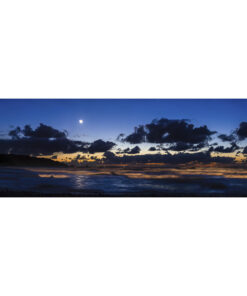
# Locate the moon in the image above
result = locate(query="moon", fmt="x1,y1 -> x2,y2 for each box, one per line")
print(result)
79,119 -> 83,124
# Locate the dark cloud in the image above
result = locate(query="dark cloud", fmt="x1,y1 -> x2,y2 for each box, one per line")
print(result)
116,133 -> 125,141
2,120 -> 245,165
103,151 -> 234,165
218,134 -> 236,142
90,156 -> 98,160
145,118 -> 215,144
115,148 -> 122,155
116,146 -> 141,155
190,142 -> 208,151
119,126 -> 146,144
123,146 -> 141,154
0,137 -> 89,156
0,137 -> 114,156
8,127 -> 22,139
130,146 -> 141,154
120,119 -> 216,151
77,155 -> 87,160
210,142 -> 239,153
87,139 -> 115,154
169,142 -> 194,151
2,124 -> 115,156
103,151 -> 116,161
168,142 -> 207,152
122,148 -> 130,153
9,124 -> 67,139
236,122 -> 247,140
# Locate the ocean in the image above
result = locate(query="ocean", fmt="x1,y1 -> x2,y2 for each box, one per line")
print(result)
0,166 -> 247,197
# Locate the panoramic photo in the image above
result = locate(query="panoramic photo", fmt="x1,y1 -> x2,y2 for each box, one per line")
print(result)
0,99 -> 247,197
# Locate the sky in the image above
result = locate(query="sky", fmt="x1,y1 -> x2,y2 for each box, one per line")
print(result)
0,99 -> 247,164
0,99 -> 246,142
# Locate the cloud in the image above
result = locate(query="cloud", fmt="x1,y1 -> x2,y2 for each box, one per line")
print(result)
168,142 -> 193,151
116,133 -> 125,141
120,118 -> 216,151
236,122 -> 247,140
115,146 -> 141,155
2,124 -> 115,156
87,139 -> 115,154
219,122 -> 247,143
209,142 -> 239,153
119,126 -> 146,144
9,124 -> 67,139
123,146 -> 141,154
2,120 -> 245,165
0,137 -> 89,155
218,134 -> 236,142
8,127 -> 22,139
168,142 -> 207,152
103,151 -> 235,165
103,151 -> 116,161
146,118 -> 215,144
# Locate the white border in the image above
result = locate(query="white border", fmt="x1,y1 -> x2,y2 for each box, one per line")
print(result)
1,0 -> 247,295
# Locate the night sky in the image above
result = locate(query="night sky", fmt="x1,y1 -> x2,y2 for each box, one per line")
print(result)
0,99 -> 246,162
0,99 -> 246,139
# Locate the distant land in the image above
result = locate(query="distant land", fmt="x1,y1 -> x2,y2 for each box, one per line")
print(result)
0,154 -> 65,167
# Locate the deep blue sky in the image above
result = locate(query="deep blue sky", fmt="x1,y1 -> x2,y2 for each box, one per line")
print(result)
0,99 -> 246,144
